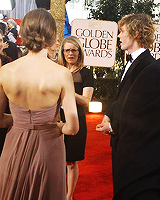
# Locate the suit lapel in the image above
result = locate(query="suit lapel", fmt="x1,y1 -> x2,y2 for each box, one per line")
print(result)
117,49 -> 150,98
118,60 -> 139,95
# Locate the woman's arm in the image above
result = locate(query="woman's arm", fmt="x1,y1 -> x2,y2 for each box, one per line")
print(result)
75,87 -> 94,107
0,83 -> 12,128
60,70 -> 79,135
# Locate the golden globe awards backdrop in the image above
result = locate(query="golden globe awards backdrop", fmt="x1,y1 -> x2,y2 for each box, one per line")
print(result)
71,19 -> 118,67
151,24 -> 160,60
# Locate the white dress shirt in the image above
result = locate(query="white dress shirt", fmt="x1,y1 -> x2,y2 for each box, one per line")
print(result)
121,48 -> 146,82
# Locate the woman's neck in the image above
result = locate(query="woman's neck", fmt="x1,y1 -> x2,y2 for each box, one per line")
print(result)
27,49 -> 48,58
66,63 -> 77,73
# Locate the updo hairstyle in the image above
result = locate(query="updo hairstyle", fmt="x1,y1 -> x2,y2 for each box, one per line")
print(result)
20,8 -> 57,52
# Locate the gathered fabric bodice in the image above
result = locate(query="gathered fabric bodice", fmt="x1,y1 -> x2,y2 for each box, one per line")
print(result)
10,101 -> 59,125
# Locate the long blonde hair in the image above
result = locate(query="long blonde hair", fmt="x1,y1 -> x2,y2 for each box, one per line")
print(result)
58,36 -> 84,73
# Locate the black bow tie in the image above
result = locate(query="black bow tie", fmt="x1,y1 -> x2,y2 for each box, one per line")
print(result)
126,54 -> 133,62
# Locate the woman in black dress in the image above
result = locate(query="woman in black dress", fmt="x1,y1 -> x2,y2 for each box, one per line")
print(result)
58,36 -> 94,200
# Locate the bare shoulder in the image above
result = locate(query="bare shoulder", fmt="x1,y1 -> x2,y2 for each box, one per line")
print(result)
52,62 -> 72,79
0,61 -> 13,80
53,62 -> 70,72
0,56 -> 23,71
0,57 -> 27,88
0,58 -> 20,77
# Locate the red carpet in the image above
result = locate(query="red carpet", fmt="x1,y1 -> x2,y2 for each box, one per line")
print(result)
74,113 -> 113,200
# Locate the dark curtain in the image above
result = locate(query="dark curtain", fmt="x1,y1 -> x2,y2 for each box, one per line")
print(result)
35,0 -> 50,10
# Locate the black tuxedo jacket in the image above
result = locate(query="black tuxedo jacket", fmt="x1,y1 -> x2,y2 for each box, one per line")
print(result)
107,49 -> 155,133
106,49 -> 159,199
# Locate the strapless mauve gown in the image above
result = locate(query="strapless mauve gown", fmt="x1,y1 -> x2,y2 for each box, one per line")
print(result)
0,101 -> 66,200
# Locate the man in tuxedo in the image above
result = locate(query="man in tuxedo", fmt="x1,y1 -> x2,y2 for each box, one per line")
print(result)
96,13 -> 160,199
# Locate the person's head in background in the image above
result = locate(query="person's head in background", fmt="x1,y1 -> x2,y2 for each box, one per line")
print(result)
0,29 -> 4,55
20,8 -> 57,53
7,19 -> 17,29
118,13 -> 155,54
0,28 -> 9,56
0,29 -> 12,67
58,36 -> 84,73
47,34 -> 60,62
0,20 -> 8,36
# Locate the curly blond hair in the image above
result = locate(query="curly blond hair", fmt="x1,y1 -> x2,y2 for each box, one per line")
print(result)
118,13 -> 155,49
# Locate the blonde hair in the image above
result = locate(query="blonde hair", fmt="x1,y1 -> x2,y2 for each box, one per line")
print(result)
118,13 -> 155,49
58,36 -> 84,73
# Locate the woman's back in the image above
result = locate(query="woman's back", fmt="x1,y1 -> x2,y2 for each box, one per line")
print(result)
0,50 -> 70,110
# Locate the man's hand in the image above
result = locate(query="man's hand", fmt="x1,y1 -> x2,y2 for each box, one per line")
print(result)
96,115 -> 114,135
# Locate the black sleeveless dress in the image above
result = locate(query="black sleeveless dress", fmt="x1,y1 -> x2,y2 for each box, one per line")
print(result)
62,67 -> 94,162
